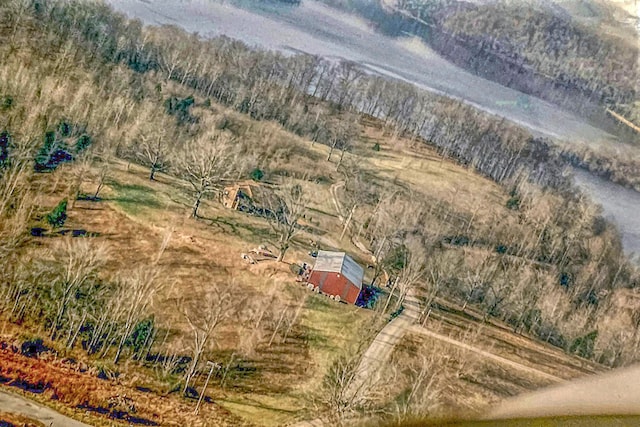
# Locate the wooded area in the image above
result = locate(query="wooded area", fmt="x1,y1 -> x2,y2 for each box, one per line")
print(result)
318,0 -> 638,127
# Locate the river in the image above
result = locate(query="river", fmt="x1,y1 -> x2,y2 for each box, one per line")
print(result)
106,0 -> 640,257
574,169 -> 640,259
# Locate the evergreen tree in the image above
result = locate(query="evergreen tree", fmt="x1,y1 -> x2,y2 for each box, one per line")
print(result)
46,199 -> 68,229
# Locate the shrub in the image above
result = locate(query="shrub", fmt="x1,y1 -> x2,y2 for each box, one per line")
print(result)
372,142 -> 381,152
559,272 -> 573,289
46,199 -> 68,229
164,96 -> 197,125
20,338 -> 50,358
390,305 -> 404,320
215,115 -> 232,130
0,95 -> 13,110
592,216 -> 607,236
58,120 -> 73,137
506,196 -> 520,210
290,263 -> 301,275
355,285 -> 381,309
34,131 -> 72,172
521,308 -> 542,333
125,318 -> 154,357
495,244 -> 508,254
313,175 -> 331,184
250,168 -> 264,181
538,323 -> 566,348
443,235 -> 470,246
75,134 -> 92,153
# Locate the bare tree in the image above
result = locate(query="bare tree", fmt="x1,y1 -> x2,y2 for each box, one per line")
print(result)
382,235 -> 428,315
419,251 -> 463,324
366,193 -> 418,287
48,238 -> 108,340
326,116 -> 357,165
337,163 -> 379,242
178,283 -> 240,394
175,131 -> 240,218
392,353 -> 443,422
92,162 -> 109,201
113,266 -> 165,364
0,160 -> 32,260
136,129 -> 171,181
266,182 -> 309,262
67,156 -> 91,208
319,350 -> 376,425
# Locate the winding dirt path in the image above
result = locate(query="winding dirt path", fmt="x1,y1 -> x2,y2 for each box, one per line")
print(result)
350,292 -> 421,391
0,389 -> 91,427
294,180 -> 569,426
329,182 -> 346,223
409,325 -> 562,383
291,184 -> 421,426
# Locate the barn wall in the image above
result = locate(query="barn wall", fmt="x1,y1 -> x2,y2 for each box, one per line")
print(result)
308,271 -> 327,288
318,273 -> 348,299
345,284 -> 361,305
308,271 -> 361,304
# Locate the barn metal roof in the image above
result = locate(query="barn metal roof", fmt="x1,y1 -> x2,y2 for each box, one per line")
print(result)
313,250 -> 364,289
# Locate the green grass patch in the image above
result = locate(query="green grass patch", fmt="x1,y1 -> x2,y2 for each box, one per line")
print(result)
108,181 -> 162,215
217,394 -> 302,427
301,295 -> 372,368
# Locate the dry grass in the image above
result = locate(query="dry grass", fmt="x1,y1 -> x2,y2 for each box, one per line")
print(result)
1,14 -> 633,426
5,110 -> 540,425
0,338 -> 244,427
0,411 -> 45,427
13,157 -> 373,425
385,332 -> 551,420
7,108 -> 613,426
354,121 -> 509,220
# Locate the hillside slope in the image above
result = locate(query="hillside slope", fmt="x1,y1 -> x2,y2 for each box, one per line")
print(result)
1,1 -> 639,426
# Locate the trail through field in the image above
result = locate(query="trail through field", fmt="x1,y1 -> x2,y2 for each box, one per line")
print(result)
0,389 -> 92,427
409,325 -> 562,383
290,293 -> 421,427
329,182 -> 345,223
329,179 -> 421,388
330,177 -> 421,384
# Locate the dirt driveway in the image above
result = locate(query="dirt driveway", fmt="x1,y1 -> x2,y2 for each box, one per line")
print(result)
0,389 -> 91,427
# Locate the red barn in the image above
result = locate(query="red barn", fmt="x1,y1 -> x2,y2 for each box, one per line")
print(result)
307,250 -> 364,304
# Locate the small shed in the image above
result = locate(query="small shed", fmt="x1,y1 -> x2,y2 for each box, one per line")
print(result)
307,250 -> 364,304
222,182 -> 256,210
222,182 -> 277,216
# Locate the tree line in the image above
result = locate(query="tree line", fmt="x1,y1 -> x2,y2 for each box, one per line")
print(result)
0,0 -> 577,191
